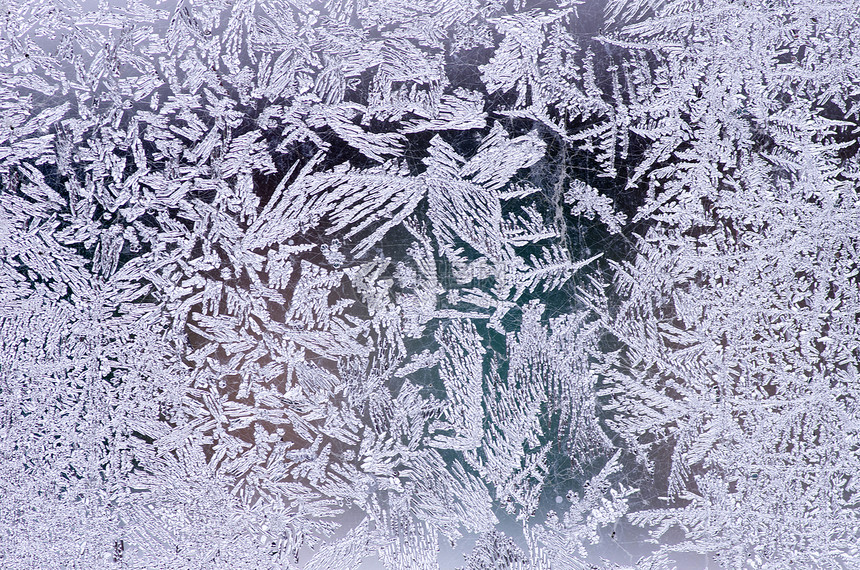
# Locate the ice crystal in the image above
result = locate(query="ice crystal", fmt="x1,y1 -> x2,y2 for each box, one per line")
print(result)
2,0 -> 859,568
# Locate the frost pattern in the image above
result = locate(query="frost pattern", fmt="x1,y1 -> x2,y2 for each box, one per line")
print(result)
1,0 -> 859,569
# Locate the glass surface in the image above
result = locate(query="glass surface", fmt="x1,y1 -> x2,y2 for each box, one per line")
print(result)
2,1 -> 859,568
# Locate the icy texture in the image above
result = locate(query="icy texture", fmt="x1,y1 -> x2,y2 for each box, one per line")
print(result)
1,0 -> 859,569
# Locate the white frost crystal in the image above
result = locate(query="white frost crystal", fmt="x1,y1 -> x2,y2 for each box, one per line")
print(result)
2,0 -> 859,568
